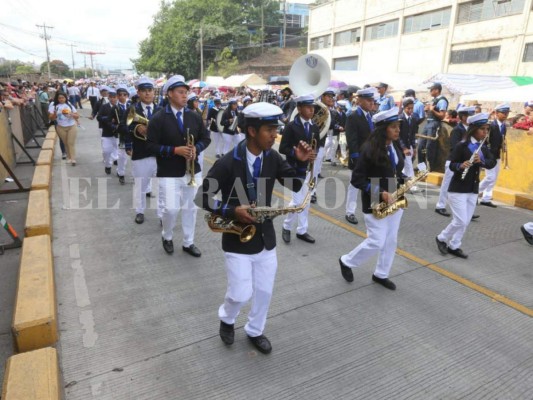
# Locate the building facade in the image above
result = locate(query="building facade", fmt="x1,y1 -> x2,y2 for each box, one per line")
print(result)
308,0 -> 533,76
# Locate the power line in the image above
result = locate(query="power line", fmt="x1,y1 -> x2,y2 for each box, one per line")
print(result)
36,22 -> 54,79
0,34 -> 45,59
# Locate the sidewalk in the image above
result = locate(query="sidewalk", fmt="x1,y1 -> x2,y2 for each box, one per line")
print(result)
53,110 -> 533,399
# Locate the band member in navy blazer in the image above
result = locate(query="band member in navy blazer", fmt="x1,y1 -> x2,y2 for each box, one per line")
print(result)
195,102 -> 312,354
97,87 -> 118,176
146,75 -> 211,257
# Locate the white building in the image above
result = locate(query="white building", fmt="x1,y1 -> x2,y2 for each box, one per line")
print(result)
308,0 -> 533,77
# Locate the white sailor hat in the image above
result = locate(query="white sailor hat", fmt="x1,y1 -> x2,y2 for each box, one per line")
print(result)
228,97 -> 238,104
525,100 -> 533,107
457,105 -> 476,115
495,103 -> 510,113
372,107 -> 400,125
163,75 -> 189,94
337,99 -> 350,109
243,95 -> 252,103
107,87 -> 117,95
116,84 -> 129,94
187,93 -> 199,101
243,102 -> 283,125
356,87 -> 377,98
136,77 -> 154,89
402,96 -> 415,107
322,87 -> 336,96
99,85 -> 110,92
213,97 -> 222,103
294,94 -> 315,105
467,113 -> 490,126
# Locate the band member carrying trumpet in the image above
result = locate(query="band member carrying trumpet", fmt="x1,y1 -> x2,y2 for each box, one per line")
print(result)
146,75 -> 211,257
436,113 -> 496,259
195,102 -> 313,354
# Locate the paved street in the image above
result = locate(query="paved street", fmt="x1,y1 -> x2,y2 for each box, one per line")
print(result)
52,108 -> 532,399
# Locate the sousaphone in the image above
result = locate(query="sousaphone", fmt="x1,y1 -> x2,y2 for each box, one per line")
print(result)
288,54 -> 332,139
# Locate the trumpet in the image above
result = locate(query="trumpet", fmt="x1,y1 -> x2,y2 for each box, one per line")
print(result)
126,106 -> 149,141
415,133 -> 439,141
308,138 -> 317,174
186,129 -> 196,186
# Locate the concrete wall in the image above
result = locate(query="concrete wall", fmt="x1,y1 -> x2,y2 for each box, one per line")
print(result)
0,110 -> 17,183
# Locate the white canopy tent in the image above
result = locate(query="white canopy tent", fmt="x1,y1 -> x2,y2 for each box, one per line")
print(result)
460,84 -> 533,103
205,76 -> 224,87
221,73 -> 266,87
330,70 -> 428,93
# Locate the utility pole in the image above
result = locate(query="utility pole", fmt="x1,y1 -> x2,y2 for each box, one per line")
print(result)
261,4 -> 264,53
69,44 -> 77,79
83,55 -> 87,78
282,0 -> 287,48
200,25 -> 204,81
36,23 -> 53,79
77,51 -> 105,78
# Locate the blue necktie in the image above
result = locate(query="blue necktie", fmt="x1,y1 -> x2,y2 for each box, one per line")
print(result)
304,122 -> 310,139
501,123 -> 506,136
120,104 -> 125,112
253,157 -> 261,187
146,106 -> 152,119
176,111 -> 184,132
388,145 -> 396,171
366,113 -> 374,131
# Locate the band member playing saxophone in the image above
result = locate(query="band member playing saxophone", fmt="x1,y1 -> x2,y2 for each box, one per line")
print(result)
436,113 -> 496,259
339,108 -> 405,291
194,102 -> 313,354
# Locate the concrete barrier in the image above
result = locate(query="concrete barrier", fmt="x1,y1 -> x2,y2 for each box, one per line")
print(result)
12,234 -> 58,352
45,129 -> 57,142
24,190 -> 51,237
40,140 -> 55,152
36,149 -> 53,166
31,165 -> 51,191
515,194 -> 533,211
1,347 -> 59,400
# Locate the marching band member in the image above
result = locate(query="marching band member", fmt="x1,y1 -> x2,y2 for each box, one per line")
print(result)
186,93 -> 206,172
419,82 -> 448,169
436,113 -> 496,259
435,105 -> 475,217
324,88 -> 341,166
126,77 -> 161,225
236,96 -> 252,144
339,108 -> 405,290
221,99 -> 238,155
398,97 -> 418,188
521,223 -> 533,245
478,103 -> 510,208
146,75 -> 210,257
86,81 -> 100,114
97,87 -> 119,175
280,94 -> 319,244
195,102 -> 312,354
113,85 -> 131,185
314,88 -> 336,182
336,100 -> 349,165
344,87 -> 377,225
207,98 -> 223,158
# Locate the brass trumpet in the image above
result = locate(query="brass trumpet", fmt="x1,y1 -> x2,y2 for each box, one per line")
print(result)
126,106 -> 150,141
186,129 -> 196,186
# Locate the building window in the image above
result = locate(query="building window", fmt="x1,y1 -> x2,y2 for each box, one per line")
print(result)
310,35 -> 331,50
365,19 -> 399,41
457,0 -> 525,24
404,8 -> 451,33
334,28 -> 361,46
286,14 -> 302,28
333,56 -> 358,70
523,43 -> 533,62
450,46 -> 501,64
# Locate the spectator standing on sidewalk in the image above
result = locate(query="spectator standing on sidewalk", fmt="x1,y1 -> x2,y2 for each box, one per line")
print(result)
49,92 -> 79,166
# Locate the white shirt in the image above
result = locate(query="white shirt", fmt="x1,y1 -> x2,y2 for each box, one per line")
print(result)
246,147 -> 263,179
141,102 -> 153,117
49,102 -> 77,127
387,144 -> 399,165
67,86 -> 80,96
171,105 -> 185,125
87,86 -> 100,98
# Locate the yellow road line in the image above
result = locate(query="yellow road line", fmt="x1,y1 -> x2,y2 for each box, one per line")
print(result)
204,156 -> 533,317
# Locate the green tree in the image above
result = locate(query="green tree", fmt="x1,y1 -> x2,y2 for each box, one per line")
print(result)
40,59 -> 70,76
0,60 -> 25,77
207,47 -> 239,77
15,65 -> 36,74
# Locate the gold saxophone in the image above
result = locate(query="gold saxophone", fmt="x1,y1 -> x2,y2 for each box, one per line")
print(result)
205,176 -> 317,243
186,129 -> 196,186
371,169 -> 429,219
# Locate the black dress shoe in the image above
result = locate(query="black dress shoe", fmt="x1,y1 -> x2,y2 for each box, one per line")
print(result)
339,257 -> 353,282
311,194 -> 317,204
183,244 -> 201,257
296,232 -> 315,243
436,236 -> 448,255
146,192 -> 152,198
448,247 -> 468,259
520,226 -> 533,245
105,167 -> 111,175
282,228 -> 290,243
480,201 -> 497,208
135,213 -> 144,224
471,214 -> 480,220
345,214 -> 358,224
118,175 -> 125,185
162,238 -> 174,254
219,321 -> 234,345
372,275 -> 396,290
113,160 -> 118,166
248,335 -> 272,354
435,208 -> 451,217
318,174 -> 324,179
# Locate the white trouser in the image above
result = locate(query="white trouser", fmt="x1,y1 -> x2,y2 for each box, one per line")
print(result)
218,248 -> 277,337
113,138 -> 119,161
101,137 -> 117,168
283,175 -> 311,235
402,146 -> 415,179
479,159 -> 501,202
324,132 -> 339,162
524,222 -> 533,235
314,147 -> 325,177
117,147 -> 128,176
212,131 -> 224,155
234,133 -> 245,146
345,183 -> 358,215
339,132 -> 347,160
341,209 -> 403,279
132,157 -> 157,214
198,152 -> 204,176
436,160 -> 454,209
160,173 -> 202,246
222,133 -> 234,155
438,192 -> 477,250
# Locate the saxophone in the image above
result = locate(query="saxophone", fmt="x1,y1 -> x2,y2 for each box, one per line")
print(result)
205,176 -> 317,242
371,169 -> 429,219
186,129 -> 196,186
